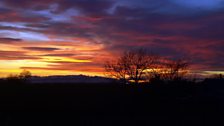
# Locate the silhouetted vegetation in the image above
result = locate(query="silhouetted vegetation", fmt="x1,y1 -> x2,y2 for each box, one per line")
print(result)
0,76 -> 224,125
18,69 -> 32,80
105,49 -> 158,84
149,59 -> 189,82
6,70 -> 32,84
105,49 -> 190,84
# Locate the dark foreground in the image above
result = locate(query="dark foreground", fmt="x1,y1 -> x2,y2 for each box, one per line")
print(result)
0,79 -> 224,126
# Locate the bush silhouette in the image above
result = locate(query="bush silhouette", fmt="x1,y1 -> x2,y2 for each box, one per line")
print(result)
6,70 -> 32,84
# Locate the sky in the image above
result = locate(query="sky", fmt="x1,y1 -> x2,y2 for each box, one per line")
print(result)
0,0 -> 224,77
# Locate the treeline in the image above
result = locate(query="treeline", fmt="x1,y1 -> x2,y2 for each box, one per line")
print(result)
2,70 -> 32,84
105,49 -> 222,84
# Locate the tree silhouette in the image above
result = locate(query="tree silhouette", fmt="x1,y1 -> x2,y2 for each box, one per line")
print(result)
6,70 -> 32,83
105,49 -> 158,84
141,58 -> 190,82
163,59 -> 189,81
19,69 -> 32,79
210,74 -> 223,79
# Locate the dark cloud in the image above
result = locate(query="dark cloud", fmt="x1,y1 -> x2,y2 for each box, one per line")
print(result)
1,0 -> 54,11
20,67 -> 59,71
0,50 -> 41,60
23,47 -> 61,51
20,62 -> 103,72
0,7 -> 50,23
0,37 -> 22,43
41,53 -> 75,57
56,0 -> 114,15
1,0 -> 114,15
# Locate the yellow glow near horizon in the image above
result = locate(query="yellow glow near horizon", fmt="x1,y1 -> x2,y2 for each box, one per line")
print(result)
42,56 -> 92,63
204,71 -> 224,75
0,69 -> 105,78
0,60 -> 52,77
0,60 -> 50,69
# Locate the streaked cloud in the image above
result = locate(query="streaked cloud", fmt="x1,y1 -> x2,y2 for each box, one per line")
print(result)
23,47 -> 61,51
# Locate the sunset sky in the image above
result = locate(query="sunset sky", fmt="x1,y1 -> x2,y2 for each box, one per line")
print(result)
0,0 -> 224,77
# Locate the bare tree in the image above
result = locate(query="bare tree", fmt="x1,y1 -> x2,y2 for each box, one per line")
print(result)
163,59 -> 189,80
144,58 -> 190,82
105,49 -> 158,84
104,60 -> 128,82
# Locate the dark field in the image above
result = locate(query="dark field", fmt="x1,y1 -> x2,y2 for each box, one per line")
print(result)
0,79 -> 224,126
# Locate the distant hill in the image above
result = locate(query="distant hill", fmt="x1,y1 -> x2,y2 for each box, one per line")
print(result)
27,75 -> 117,84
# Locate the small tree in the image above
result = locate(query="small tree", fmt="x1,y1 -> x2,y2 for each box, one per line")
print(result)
105,49 -> 158,84
6,70 -> 32,84
163,59 -> 189,81
19,70 -> 32,80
